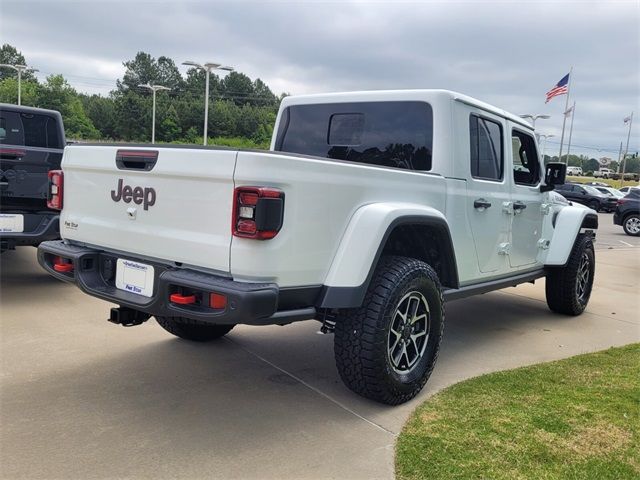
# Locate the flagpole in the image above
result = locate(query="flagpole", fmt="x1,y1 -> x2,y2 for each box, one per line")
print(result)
557,67 -> 573,163
566,101 -> 576,159
620,112 -> 634,187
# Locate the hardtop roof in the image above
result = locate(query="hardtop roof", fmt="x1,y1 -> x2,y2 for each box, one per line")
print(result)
281,89 -> 533,130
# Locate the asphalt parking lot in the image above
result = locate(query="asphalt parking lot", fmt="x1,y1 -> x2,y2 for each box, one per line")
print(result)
1,212 -> 638,479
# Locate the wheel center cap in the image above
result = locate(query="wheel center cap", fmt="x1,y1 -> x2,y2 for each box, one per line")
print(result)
403,324 -> 412,338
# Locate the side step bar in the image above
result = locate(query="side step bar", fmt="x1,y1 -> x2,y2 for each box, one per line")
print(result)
443,269 -> 546,302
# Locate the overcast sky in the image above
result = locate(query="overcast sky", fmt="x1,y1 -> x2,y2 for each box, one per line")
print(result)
1,0 -> 638,158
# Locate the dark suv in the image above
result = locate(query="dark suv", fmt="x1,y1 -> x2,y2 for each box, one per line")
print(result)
554,182 -> 618,212
1,104 -> 65,252
614,189 -> 640,236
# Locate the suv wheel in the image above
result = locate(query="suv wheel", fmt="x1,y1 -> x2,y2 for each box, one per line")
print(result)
588,200 -> 600,212
545,234 -> 595,315
623,214 -> 640,236
156,316 -> 235,341
333,256 -> 444,405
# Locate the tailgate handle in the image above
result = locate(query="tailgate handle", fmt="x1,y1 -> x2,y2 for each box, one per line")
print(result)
0,148 -> 27,159
116,150 -> 158,171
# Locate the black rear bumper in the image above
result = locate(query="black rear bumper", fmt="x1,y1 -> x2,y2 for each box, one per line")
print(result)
1,213 -> 59,250
37,240 -> 316,326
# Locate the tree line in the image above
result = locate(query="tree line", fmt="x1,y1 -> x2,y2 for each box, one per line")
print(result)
544,154 -> 639,175
0,44 -> 284,147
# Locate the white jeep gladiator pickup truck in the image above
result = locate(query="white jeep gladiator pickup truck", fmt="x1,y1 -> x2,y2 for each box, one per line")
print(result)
38,90 -> 598,405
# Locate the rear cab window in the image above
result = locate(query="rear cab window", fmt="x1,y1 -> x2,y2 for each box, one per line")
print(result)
0,110 -> 61,148
274,101 -> 433,171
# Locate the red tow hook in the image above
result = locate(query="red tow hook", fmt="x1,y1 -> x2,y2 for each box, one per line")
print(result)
53,258 -> 74,273
170,293 -> 197,305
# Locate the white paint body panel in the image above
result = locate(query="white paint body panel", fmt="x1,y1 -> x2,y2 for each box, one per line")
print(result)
545,205 -> 597,265
59,89 -> 592,292
61,145 -> 237,274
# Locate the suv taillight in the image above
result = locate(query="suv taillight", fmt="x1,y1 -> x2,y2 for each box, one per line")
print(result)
232,187 -> 284,240
47,170 -> 64,210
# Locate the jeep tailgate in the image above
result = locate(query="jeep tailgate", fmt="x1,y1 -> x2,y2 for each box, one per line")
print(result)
60,145 -> 237,273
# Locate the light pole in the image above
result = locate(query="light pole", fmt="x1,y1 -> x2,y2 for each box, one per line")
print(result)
519,114 -> 551,129
537,134 -> 555,161
138,84 -> 170,144
182,61 -> 234,145
620,112 -> 634,187
0,63 -> 39,105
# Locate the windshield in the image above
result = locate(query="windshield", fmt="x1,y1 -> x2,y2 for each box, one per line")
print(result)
605,188 -> 624,198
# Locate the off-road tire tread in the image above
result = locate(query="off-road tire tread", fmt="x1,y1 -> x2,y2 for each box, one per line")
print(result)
545,234 -> 595,316
334,256 -> 444,405
155,316 -> 234,342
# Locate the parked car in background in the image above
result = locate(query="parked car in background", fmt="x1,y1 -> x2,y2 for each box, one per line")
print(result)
594,186 -> 625,199
554,182 -> 618,212
593,168 -> 614,178
567,166 -> 583,176
613,189 -> 640,236
619,185 -> 640,195
0,104 -> 65,252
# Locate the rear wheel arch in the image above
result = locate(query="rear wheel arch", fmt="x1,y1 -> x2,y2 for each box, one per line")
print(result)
318,216 -> 458,308
378,219 -> 459,290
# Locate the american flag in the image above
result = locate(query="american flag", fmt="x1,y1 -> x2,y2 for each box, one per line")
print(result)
545,73 -> 570,103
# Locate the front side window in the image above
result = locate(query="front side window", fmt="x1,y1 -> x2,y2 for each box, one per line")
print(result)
512,130 -> 540,186
275,101 -> 433,171
469,114 -> 503,180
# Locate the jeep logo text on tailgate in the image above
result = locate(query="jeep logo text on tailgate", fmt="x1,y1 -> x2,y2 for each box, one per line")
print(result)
111,179 -> 156,210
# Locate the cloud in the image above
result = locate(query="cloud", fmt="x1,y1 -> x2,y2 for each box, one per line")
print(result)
1,0 -> 638,156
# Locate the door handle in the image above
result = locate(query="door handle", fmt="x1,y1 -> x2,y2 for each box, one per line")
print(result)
474,199 -> 492,209
513,201 -> 527,211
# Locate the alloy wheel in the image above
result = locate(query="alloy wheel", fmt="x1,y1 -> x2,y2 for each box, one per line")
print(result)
387,291 -> 430,374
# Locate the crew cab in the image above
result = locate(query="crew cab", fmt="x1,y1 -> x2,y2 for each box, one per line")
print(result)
38,90 -> 598,405
1,104 -> 65,252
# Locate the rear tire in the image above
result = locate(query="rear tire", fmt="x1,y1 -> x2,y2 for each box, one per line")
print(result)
545,234 -> 595,316
155,316 -> 234,342
333,256 -> 444,405
623,214 -> 640,236
588,200 -> 600,212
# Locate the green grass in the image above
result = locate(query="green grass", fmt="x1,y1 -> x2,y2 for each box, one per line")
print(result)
396,344 -> 640,480
567,175 -> 640,188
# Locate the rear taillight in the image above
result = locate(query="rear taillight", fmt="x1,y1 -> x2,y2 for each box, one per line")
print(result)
47,170 -> 64,210
617,198 -> 628,206
232,187 -> 284,240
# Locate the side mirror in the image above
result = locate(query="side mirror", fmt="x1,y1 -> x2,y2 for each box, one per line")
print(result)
541,162 -> 566,192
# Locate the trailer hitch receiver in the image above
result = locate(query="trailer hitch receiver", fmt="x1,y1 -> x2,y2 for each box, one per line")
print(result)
108,307 -> 150,327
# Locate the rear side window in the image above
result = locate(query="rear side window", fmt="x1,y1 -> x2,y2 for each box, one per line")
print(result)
275,101 -> 433,171
0,111 -> 60,148
469,115 -> 503,180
